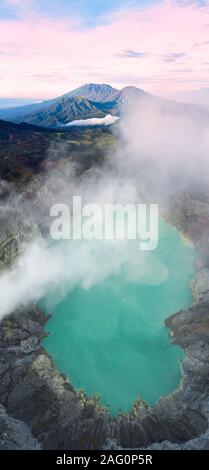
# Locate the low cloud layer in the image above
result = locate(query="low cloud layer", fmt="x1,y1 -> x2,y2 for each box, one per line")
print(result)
64,114 -> 119,127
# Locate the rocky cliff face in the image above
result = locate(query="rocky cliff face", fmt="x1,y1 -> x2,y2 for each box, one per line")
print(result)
0,207 -> 39,270
0,404 -> 40,450
1,190 -> 209,450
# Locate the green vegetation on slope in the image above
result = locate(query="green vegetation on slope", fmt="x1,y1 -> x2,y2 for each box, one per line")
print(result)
0,119 -> 116,184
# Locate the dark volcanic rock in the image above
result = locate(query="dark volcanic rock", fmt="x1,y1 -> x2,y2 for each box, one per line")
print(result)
0,306 -> 109,449
0,404 -> 40,450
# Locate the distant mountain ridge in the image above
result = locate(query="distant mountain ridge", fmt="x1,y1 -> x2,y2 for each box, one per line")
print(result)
0,98 -> 39,109
0,83 -> 209,128
0,84 -> 155,127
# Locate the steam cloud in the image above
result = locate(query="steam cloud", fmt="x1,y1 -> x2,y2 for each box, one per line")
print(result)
1,100 -> 209,319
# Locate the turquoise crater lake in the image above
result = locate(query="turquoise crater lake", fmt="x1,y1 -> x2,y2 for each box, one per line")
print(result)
40,220 -> 195,415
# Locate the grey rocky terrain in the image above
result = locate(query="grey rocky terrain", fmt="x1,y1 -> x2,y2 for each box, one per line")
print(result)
0,206 -> 40,270
0,404 -> 40,450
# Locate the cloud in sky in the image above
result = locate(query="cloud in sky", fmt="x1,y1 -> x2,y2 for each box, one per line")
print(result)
120,50 -> 147,58
162,52 -> 186,62
0,0 -> 209,98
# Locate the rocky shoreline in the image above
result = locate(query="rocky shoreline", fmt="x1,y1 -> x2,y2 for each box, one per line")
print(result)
1,191 -> 209,449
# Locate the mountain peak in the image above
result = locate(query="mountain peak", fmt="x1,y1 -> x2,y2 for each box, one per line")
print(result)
116,86 -> 148,105
84,83 -> 116,90
63,83 -> 119,103
121,85 -> 145,93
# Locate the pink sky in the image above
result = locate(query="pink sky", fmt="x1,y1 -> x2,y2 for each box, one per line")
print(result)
1,0 -> 209,99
